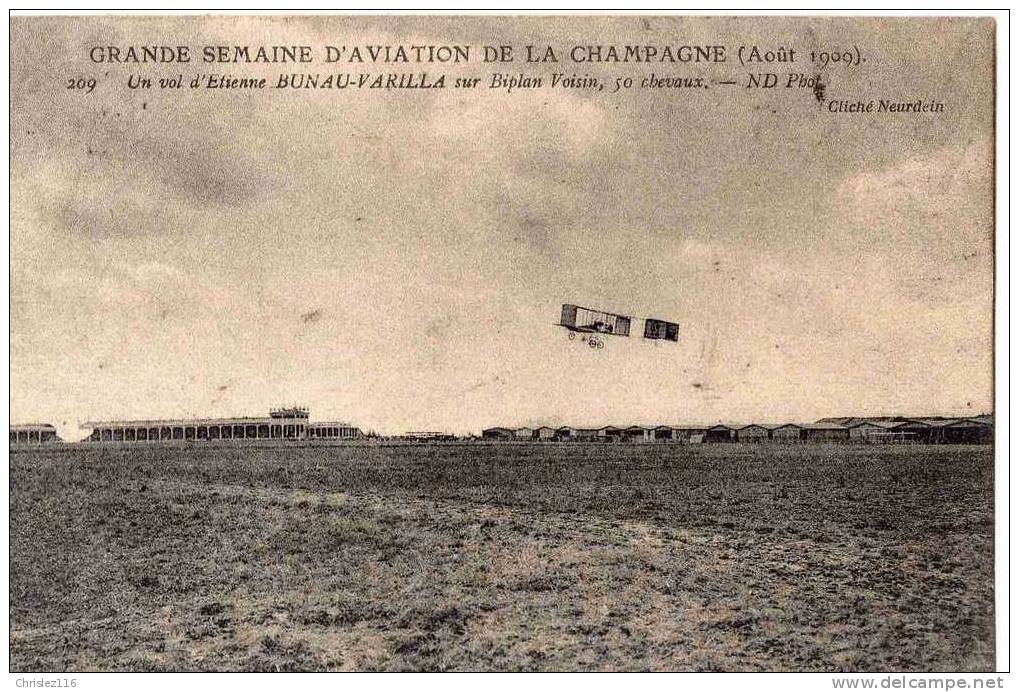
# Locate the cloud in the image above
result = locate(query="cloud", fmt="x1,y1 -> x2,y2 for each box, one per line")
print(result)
836,138 -> 991,218
826,137 -> 993,306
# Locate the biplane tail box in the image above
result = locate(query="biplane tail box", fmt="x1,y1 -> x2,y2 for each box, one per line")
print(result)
644,318 -> 680,342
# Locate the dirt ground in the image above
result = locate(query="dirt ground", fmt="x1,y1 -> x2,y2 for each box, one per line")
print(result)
9,443 -> 994,671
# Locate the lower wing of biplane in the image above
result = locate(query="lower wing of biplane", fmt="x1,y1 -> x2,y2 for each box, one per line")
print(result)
556,304 -> 631,349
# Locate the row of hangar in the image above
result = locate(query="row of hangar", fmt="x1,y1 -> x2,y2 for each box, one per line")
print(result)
481,416 -> 994,445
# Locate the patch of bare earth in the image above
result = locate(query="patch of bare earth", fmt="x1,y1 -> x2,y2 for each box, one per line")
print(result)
10,444 -> 994,671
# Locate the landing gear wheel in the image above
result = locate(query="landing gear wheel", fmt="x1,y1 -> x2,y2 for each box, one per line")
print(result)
568,332 -> 575,340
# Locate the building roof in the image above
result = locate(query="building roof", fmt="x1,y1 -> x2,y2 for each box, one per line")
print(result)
81,416 -> 296,429
820,416 -> 904,426
900,418 -> 959,428
943,419 -> 992,428
10,423 -> 56,431
848,420 -> 906,429
481,418 -> 987,436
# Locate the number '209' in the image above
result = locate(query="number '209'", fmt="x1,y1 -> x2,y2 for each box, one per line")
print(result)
66,77 -> 97,93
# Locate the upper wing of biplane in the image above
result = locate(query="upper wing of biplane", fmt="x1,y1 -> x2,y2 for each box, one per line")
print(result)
559,304 -> 632,337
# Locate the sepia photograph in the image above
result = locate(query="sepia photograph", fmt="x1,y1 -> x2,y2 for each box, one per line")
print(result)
6,10 -> 1007,680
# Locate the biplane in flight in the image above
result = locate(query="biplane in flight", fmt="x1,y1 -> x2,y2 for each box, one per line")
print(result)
558,304 -> 679,349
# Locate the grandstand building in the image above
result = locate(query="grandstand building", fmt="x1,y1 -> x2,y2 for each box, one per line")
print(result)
10,424 -> 60,445
80,407 -> 361,443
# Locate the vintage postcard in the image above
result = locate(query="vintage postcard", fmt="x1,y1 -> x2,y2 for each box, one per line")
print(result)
8,13 -> 1000,677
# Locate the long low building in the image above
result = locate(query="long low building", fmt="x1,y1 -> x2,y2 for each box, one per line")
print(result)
10,424 -> 60,445
307,421 -> 364,440
80,408 -> 361,443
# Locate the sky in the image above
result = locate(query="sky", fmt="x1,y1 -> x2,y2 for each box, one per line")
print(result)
9,16 -> 995,437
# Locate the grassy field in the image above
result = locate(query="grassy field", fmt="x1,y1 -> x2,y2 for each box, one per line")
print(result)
9,443 -> 994,671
